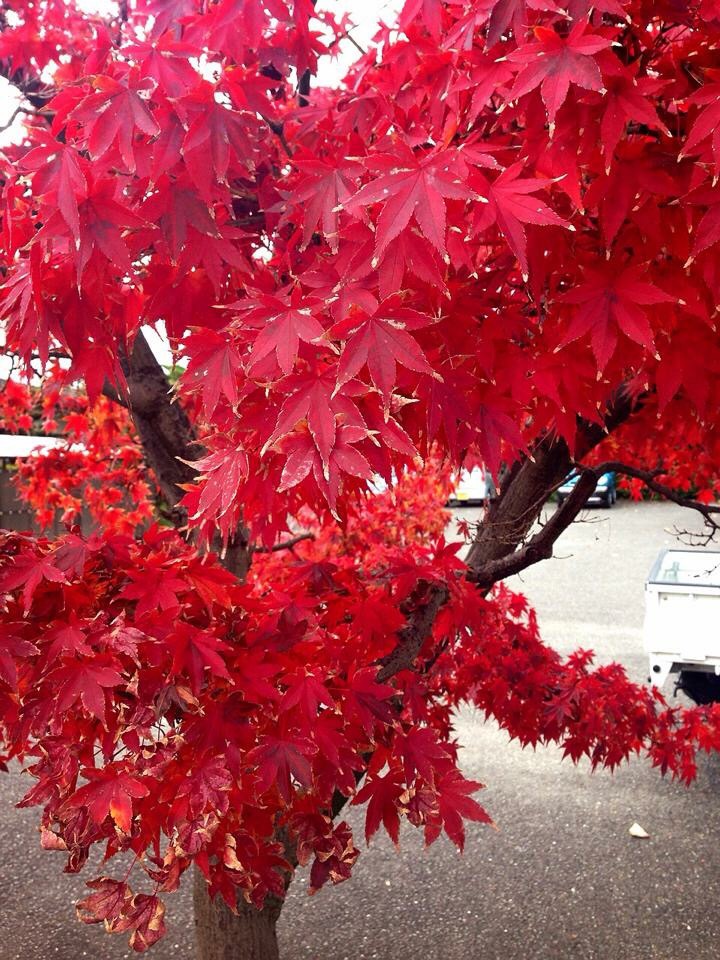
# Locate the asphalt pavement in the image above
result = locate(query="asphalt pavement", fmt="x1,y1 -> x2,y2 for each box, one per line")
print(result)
1,500 -> 718,959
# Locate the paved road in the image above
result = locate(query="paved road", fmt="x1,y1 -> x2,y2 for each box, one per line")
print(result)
1,501 -> 718,959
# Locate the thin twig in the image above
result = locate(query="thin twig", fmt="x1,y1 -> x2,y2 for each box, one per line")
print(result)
254,532 -> 315,553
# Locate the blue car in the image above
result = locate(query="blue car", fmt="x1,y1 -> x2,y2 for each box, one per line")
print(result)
556,470 -> 617,508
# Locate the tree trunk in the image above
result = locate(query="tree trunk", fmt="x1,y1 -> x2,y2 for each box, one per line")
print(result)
193,871 -> 283,960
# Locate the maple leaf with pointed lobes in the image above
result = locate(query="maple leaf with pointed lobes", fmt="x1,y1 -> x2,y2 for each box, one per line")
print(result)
51,660 -> 123,724
597,56 -> 669,165
681,81 -> 720,176
395,726 -> 452,784
473,162 -> 568,278
169,623 -> 232,695
399,0 -> 445,38
343,668 -> 396,736
68,767 -> 149,833
352,768 -> 405,844
183,443 -> 249,537
451,53 -> 515,123
280,670 -> 335,717
120,564 -> 188,620
559,266 -> 674,370
685,184 -> 720,261
140,182 -> 221,263
69,75 -> 160,174
508,22 -> 611,125
111,894 -> 167,952
343,144 -> 472,260
0,633 -> 39,689
181,93 -> 260,199
247,734 -> 317,802
333,299 -> 435,410
262,366 -> 340,475
376,228 -> 446,300
278,423 -> 373,513
124,36 -> 200,98
21,139 -> 87,242
37,177 -> 148,280
184,330 -> 242,417
0,549 -> 66,613
0,249 -> 48,364
430,769 -> 492,850
231,290 -> 326,377
289,152 -> 363,253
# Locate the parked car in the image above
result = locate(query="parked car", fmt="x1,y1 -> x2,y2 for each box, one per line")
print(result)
645,547 -> 720,703
447,466 -> 490,506
556,470 -> 617,508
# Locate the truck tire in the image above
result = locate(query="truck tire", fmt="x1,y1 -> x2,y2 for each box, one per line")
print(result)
678,670 -> 720,705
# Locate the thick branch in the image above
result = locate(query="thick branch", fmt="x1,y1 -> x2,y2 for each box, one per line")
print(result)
377,386 -> 645,687
467,469 -> 599,587
376,581 -> 450,683
118,332 -> 199,511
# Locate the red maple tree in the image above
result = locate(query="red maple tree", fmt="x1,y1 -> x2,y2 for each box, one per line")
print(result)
2,1 -> 720,957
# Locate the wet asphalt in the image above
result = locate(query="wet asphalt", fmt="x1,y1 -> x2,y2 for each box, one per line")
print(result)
0,500 -> 718,959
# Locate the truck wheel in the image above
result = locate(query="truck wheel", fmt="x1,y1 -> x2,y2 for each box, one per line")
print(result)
678,671 -> 720,705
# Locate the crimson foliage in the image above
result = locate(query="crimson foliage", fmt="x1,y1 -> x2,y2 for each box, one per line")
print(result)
2,0 -> 720,950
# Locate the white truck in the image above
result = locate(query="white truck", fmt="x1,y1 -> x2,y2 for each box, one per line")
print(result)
644,547 -> 720,703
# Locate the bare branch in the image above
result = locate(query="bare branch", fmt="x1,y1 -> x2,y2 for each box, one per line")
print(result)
591,460 -> 720,544
254,532 -> 315,553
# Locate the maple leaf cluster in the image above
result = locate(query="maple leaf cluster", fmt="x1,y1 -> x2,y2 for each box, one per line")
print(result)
2,489 -> 719,950
0,471 -> 489,949
1,0 -> 719,540
0,369 -> 156,533
2,0 -> 720,950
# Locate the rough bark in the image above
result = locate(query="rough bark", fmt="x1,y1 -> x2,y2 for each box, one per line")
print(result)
193,872 -> 284,960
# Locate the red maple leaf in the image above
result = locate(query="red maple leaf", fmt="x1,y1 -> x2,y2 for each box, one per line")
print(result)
77,878 -> 132,926
51,660 -> 124,723
110,894 -> 166,952
0,549 -> 67,612
394,726 -> 451,784
559,266 -> 674,368
485,0 -> 564,48
508,22 -> 610,125
344,144 -> 471,259
278,423 -> 373,513
21,138 -> 87,242
680,81 -> 720,176
289,152 -> 363,252
169,622 -> 232,694
353,768 -> 405,844
68,767 -> 149,833
333,300 -> 435,409
182,92 -> 260,198
432,769 -> 492,850
184,330 -> 242,417
262,366 -> 340,473
69,75 -> 160,173
120,564 -> 188,619
247,734 -> 317,802
231,290 -> 325,377
474,162 -> 568,278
